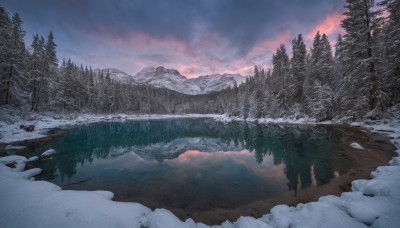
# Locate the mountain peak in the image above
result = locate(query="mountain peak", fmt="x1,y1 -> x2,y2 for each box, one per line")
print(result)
139,66 -> 185,79
97,66 -> 245,95
155,66 -> 182,77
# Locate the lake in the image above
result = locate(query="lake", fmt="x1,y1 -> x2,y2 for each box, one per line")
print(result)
20,118 -> 351,223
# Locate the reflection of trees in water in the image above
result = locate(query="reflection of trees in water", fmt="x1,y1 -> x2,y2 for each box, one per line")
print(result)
34,118 -> 342,191
226,122 -> 340,193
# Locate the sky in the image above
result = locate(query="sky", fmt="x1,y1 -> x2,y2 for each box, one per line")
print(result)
1,0 -> 346,78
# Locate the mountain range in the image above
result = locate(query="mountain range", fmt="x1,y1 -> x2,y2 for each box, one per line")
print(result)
95,66 -> 246,95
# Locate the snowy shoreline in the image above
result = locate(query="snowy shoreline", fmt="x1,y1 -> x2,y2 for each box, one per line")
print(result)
0,115 -> 399,227
0,114 -> 219,144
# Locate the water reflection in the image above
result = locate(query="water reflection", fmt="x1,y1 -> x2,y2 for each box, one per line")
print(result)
26,118 -> 349,208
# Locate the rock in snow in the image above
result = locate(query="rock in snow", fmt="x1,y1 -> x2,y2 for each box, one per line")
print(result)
350,142 -> 364,150
41,149 -> 56,157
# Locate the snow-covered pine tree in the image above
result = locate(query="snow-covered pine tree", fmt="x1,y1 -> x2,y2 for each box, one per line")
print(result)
304,32 -> 322,113
249,89 -> 264,118
290,34 -> 307,104
45,31 -> 62,110
379,0 -> 400,104
334,34 -> 345,87
0,7 -> 12,105
28,34 -> 44,111
340,0 -> 383,118
304,33 -> 335,120
272,44 -> 290,115
0,9 -> 29,107
254,65 -> 259,78
319,34 -> 335,84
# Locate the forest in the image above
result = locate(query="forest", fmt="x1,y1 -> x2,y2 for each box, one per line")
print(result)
1,0 -> 399,121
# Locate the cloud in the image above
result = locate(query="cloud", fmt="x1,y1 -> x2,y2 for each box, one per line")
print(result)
306,11 -> 345,41
2,0 -> 347,77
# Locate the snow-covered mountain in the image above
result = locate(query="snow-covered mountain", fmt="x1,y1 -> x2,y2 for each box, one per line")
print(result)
188,73 -> 246,94
97,66 -> 246,95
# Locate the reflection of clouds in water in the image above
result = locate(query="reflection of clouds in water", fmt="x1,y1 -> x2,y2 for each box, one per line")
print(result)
167,149 -> 286,183
33,119 -> 345,198
105,148 -> 318,190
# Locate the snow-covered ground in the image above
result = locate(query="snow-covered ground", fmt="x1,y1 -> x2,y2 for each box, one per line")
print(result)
214,114 -> 318,125
0,114 -> 219,144
0,115 -> 399,227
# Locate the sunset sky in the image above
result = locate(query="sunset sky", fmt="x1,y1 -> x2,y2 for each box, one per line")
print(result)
2,0 -> 345,78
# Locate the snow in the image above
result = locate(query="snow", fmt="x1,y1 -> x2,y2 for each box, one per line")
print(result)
100,66 -> 246,95
41,149 -> 56,157
350,142 -> 364,150
5,145 -> 26,150
0,117 -> 399,228
214,114 -> 316,124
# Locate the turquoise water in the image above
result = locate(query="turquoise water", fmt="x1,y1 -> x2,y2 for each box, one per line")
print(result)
25,118 -> 348,213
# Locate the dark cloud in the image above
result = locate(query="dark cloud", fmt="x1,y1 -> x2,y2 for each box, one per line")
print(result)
1,0 -> 346,76
3,0 -> 343,50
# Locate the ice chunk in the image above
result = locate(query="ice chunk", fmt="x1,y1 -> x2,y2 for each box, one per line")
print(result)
27,156 -> 38,162
41,149 -> 56,157
350,142 -> 364,150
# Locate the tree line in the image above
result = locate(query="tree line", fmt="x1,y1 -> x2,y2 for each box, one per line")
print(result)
220,0 -> 399,120
1,0 -> 399,120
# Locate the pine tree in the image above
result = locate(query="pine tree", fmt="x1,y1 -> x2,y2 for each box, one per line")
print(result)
272,44 -> 290,113
379,0 -> 400,103
0,6 -> 12,105
45,31 -> 57,68
290,34 -> 307,103
334,34 -> 345,85
341,0 -> 383,116
254,65 -> 259,78
249,90 -> 264,118
45,31 -> 60,110
0,10 -> 28,106
304,32 -> 322,112
319,34 -> 335,85
304,32 -> 335,120
28,34 -> 44,111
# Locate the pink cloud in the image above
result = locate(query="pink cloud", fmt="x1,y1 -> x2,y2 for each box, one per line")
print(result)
128,32 -> 187,53
84,27 -> 280,78
250,29 -> 292,55
306,12 -> 344,40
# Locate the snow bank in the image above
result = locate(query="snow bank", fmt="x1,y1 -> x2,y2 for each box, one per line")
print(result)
0,118 -> 399,227
214,114 -> 316,125
5,145 -> 26,150
350,142 -> 364,150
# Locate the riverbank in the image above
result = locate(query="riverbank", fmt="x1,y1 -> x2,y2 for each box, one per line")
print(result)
0,114 -> 399,227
